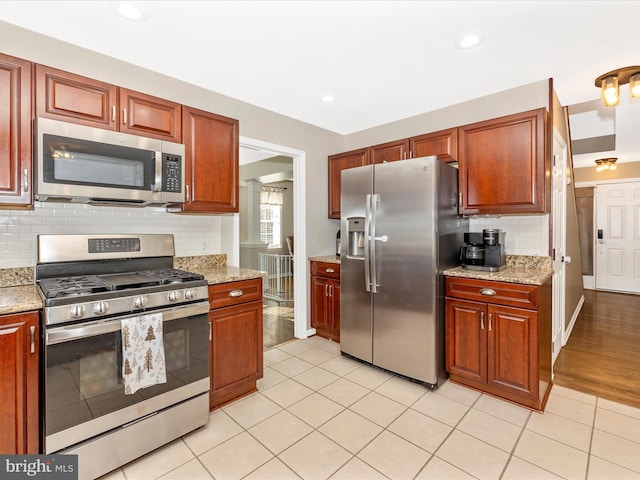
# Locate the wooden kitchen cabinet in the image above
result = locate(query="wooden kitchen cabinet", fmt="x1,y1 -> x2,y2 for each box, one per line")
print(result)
458,108 -> 550,215
310,261 -> 340,341
410,127 -> 458,162
208,278 -> 263,409
445,276 -> 552,411
35,64 -> 182,142
328,148 -> 369,219
0,311 -> 39,454
370,139 -> 409,164
168,106 -> 239,214
0,53 -> 33,209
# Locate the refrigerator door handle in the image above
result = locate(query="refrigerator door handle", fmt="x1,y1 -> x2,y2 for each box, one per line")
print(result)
370,194 -> 379,293
365,194 -> 372,292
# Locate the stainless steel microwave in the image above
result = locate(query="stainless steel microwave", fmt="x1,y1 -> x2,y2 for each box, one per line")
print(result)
35,118 -> 185,206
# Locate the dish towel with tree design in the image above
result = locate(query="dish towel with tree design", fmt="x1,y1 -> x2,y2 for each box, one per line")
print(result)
121,313 -> 167,395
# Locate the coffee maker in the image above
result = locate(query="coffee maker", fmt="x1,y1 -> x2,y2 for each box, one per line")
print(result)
460,229 -> 506,271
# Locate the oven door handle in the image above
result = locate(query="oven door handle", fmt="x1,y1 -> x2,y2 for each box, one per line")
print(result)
46,302 -> 210,345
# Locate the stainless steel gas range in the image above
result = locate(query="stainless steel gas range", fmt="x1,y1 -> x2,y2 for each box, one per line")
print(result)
36,234 -> 210,480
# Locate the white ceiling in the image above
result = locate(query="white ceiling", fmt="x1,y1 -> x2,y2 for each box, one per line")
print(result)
1,0 -> 639,168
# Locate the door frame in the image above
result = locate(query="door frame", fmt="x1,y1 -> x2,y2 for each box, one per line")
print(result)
235,136 -> 311,339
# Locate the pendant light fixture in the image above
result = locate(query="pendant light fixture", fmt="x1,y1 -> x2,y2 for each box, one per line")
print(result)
595,158 -> 617,172
595,66 -> 640,106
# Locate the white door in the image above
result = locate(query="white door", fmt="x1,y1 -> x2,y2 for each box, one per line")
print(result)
595,182 -> 640,293
551,133 -> 566,366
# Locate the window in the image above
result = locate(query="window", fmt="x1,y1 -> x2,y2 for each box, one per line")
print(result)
260,186 -> 284,249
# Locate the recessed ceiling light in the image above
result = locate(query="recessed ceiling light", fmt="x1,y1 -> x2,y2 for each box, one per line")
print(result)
114,2 -> 146,21
455,33 -> 484,49
321,95 -> 336,103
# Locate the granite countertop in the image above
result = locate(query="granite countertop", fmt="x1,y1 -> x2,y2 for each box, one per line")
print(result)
309,255 -> 341,264
0,285 -> 42,316
443,255 -> 553,286
0,254 -> 266,316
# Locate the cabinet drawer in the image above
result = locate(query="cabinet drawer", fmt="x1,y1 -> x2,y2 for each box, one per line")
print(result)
445,277 -> 538,310
208,278 -> 263,309
310,261 -> 340,279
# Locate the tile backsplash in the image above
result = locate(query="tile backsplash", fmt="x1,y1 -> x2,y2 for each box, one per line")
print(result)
0,202 -> 222,268
468,214 -> 549,256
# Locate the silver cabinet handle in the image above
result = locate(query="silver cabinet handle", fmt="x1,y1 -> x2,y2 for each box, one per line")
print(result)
30,326 -> 36,354
186,184 -> 190,202
326,268 -> 335,273
122,107 -> 127,125
209,321 -> 212,341
23,168 -> 29,192
459,192 -> 463,207
480,311 -> 484,330
488,313 -> 493,332
111,105 -> 116,122
480,288 -> 496,296
229,289 -> 244,297
329,284 -> 333,297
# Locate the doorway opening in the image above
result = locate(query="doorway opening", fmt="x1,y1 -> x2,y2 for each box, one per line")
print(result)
237,137 -> 309,350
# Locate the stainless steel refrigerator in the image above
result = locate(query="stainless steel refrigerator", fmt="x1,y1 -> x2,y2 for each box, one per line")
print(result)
340,155 -> 467,388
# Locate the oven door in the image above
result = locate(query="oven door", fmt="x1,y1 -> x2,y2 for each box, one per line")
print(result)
43,302 -> 210,454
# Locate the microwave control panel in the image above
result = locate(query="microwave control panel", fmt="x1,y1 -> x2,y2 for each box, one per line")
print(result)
162,154 -> 182,193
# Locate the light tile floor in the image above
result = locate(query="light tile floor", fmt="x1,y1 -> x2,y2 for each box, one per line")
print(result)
101,336 -> 640,480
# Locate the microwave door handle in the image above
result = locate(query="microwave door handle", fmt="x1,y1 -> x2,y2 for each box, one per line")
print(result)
152,151 -> 162,192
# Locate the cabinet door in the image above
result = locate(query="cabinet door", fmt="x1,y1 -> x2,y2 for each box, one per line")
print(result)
175,106 -> 239,213
487,304 -> 538,398
370,139 -> 409,164
458,108 -> 548,214
310,275 -> 330,330
119,88 -> 182,142
210,299 -> 263,402
328,148 -> 369,219
0,312 -> 39,454
330,280 -> 341,339
410,128 -> 458,162
0,54 -> 32,208
445,298 -> 486,383
35,64 -> 118,129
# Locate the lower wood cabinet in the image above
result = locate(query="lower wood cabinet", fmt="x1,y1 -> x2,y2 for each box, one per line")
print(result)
0,311 -> 39,454
445,276 -> 552,411
310,261 -> 340,341
208,278 -> 263,409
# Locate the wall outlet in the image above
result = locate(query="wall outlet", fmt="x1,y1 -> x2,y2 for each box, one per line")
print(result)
201,240 -> 208,253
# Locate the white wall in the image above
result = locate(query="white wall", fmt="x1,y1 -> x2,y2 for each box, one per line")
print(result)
0,202 -> 221,268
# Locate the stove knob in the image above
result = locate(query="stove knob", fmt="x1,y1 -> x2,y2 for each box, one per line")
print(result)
68,305 -> 85,318
93,301 -> 109,315
167,290 -> 182,302
133,296 -> 148,308
184,289 -> 196,300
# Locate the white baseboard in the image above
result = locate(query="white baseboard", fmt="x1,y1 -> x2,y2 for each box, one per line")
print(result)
564,294 -> 585,345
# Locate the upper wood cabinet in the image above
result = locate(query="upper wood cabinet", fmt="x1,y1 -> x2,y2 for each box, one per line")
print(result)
410,127 -> 458,162
0,53 -> 33,209
169,106 -> 239,214
458,108 -> 549,215
370,139 -> 409,164
0,311 -> 40,454
328,148 -> 369,219
35,65 -> 182,142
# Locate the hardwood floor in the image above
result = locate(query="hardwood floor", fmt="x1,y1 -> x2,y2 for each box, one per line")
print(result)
263,299 -> 294,350
553,289 -> 640,408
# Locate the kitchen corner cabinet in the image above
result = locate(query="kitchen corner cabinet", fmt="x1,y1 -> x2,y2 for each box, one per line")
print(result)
0,53 -> 33,209
445,276 -> 552,411
328,148 -> 369,219
169,106 -> 239,214
310,261 -> 340,341
35,64 -> 182,142
0,311 -> 39,454
458,108 -> 550,215
208,278 -> 263,409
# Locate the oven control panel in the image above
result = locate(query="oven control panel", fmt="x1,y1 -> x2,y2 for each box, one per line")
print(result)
88,238 -> 141,253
